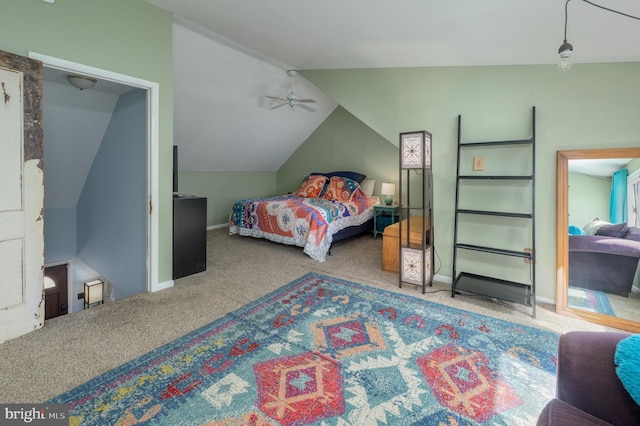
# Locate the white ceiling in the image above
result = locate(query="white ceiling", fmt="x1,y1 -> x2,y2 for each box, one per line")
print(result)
147,0 -> 640,173
569,158 -> 633,177
148,0 -> 640,69
42,1 -> 640,184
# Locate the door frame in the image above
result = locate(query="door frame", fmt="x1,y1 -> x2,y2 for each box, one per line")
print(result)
29,52 -> 164,294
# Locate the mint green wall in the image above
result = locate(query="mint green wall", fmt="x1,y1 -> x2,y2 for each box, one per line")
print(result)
568,172 -> 610,229
1,0 -> 174,284
277,106 -> 398,197
179,171 -> 277,226
302,63 -> 640,300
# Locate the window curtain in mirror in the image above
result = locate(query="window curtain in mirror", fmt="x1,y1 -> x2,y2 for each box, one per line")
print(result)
631,180 -> 640,227
610,168 -> 628,223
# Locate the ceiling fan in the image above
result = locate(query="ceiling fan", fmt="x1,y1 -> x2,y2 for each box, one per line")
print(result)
266,70 -> 317,112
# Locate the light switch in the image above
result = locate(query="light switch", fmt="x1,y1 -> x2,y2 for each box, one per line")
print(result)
473,157 -> 484,171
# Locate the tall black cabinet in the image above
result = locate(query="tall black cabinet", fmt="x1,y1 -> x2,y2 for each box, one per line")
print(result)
173,194 -> 207,279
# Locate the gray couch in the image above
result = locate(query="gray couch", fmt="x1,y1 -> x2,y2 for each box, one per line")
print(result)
537,331 -> 640,425
569,235 -> 640,296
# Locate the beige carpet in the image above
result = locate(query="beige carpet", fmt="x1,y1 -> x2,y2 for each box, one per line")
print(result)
0,228 -> 608,403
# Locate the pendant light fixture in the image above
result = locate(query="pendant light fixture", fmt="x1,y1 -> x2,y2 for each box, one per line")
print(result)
558,0 -> 640,72
558,0 -> 573,72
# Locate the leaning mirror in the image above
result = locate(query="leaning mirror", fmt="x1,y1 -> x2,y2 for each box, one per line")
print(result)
556,148 -> 640,333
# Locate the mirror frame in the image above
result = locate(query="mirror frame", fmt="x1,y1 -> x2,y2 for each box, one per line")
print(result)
556,148 -> 640,333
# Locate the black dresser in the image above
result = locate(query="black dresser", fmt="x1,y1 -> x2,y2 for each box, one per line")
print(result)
173,194 -> 207,279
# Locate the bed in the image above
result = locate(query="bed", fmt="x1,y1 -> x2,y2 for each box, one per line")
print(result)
229,172 -> 378,261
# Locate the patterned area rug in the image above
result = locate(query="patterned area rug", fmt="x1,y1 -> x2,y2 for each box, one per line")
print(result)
51,273 -> 559,425
568,286 -> 615,316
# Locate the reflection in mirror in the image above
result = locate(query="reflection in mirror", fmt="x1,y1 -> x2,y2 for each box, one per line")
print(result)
557,149 -> 640,333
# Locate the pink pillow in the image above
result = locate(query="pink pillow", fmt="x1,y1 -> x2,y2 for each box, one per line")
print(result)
322,176 -> 360,202
295,175 -> 328,198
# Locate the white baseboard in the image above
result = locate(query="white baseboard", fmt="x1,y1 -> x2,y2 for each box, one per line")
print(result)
208,223 -> 229,231
535,296 -> 555,304
434,273 -> 452,284
152,279 -> 174,292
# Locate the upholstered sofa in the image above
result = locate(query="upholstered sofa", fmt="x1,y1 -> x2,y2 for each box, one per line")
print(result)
569,234 -> 640,297
537,331 -> 640,425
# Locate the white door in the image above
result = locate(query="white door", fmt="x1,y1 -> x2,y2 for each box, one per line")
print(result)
0,51 -> 45,343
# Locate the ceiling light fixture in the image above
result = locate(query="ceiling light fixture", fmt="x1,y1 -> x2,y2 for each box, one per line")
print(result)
558,0 -> 640,72
67,75 -> 97,90
558,0 -> 573,72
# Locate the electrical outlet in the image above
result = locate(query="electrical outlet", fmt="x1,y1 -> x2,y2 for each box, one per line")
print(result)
524,248 -> 535,264
473,157 -> 484,171
78,292 -> 84,300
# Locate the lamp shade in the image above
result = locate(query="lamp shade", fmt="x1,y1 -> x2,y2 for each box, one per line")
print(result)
400,131 -> 431,169
84,279 -> 104,308
380,183 -> 395,196
381,182 -> 395,205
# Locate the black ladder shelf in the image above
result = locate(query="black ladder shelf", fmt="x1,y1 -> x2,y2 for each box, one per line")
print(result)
451,107 -> 536,317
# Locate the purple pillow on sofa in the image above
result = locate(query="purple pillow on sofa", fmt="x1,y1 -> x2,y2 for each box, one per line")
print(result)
624,226 -> 640,242
596,223 -> 629,238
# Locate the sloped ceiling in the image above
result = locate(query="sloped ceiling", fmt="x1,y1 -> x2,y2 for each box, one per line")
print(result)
172,22 -> 337,172
42,73 -> 122,209
146,0 -> 640,174
43,0 -> 640,192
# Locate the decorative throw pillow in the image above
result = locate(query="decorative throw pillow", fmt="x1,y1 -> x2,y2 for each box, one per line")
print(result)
568,225 -> 586,235
595,223 -> 629,238
624,226 -> 640,242
295,175 -> 328,198
322,176 -> 360,202
349,186 -> 368,202
583,218 -> 611,235
614,334 -> 640,405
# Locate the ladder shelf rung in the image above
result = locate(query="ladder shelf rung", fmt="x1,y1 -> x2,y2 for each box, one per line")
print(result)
455,243 -> 532,258
458,175 -> 533,180
459,139 -> 533,147
456,209 -> 532,218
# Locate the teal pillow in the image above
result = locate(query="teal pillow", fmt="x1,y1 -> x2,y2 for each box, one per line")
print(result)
568,225 -> 586,235
614,334 -> 640,405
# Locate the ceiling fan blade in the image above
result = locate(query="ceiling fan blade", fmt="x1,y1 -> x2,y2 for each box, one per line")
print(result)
297,99 -> 317,103
266,95 -> 287,101
270,102 -> 288,110
297,103 -> 316,112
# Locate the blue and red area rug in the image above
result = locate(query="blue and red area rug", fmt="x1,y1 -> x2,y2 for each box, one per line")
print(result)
568,286 -> 616,317
51,273 -> 559,425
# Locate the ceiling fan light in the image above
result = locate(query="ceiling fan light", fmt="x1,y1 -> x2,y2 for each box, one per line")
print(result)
266,69 -> 316,112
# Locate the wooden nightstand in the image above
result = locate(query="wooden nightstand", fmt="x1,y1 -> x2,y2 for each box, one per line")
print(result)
373,204 -> 399,238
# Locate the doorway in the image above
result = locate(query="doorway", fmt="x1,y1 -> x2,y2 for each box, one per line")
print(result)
29,52 -> 162,312
44,264 -> 68,320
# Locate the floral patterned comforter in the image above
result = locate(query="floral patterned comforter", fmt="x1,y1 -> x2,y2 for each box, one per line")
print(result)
229,194 -> 376,261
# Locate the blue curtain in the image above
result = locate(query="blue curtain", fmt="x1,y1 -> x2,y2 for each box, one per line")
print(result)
610,168 -> 628,224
